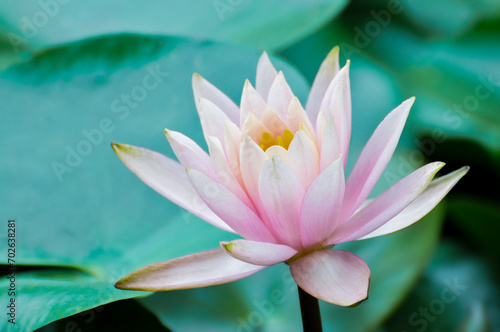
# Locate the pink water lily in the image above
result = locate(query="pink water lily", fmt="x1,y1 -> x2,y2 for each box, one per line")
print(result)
113,47 -> 468,306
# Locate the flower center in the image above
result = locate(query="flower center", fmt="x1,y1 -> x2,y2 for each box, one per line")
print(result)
259,129 -> 294,151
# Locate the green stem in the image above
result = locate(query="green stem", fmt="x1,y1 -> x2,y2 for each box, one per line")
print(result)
298,286 -> 323,332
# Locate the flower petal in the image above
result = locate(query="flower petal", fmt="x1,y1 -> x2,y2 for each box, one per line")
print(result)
165,129 -> 215,179
267,71 -> 294,120
286,97 -> 316,140
240,79 -> 268,127
259,155 -> 305,249
256,51 -> 278,101
224,120 -> 244,186
115,248 -> 264,291
197,98 -> 233,149
299,157 -> 344,248
111,143 -> 233,233
359,166 -> 469,240
305,46 -> 340,122
207,136 -> 254,209
327,80 -> 349,167
317,110 -> 341,172
187,168 -> 276,243
241,112 -> 268,144
341,97 -> 415,221
290,249 -> 370,306
330,161 -> 445,244
221,240 -> 297,266
240,136 -> 271,220
319,62 -> 351,162
260,106 -> 287,137
287,130 -> 320,188
265,145 -> 288,161
192,73 -> 239,125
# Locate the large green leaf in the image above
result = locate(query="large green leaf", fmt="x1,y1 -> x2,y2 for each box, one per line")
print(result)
281,18 -> 500,169
0,0 -> 347,54
382,241 -> 500,332
0,269 -> 151,331
448,195 -> 500,259
0,34 -> 309,330
139,204 -> 444,331
365,24 -> 500,165
350,0 -> 500,37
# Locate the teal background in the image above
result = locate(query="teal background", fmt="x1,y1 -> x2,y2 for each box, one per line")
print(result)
0,0 -> 498,331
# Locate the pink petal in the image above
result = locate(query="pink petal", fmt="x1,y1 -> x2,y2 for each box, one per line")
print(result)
192,73 -> 239,125
319,62 -> 352,165
299,157 -> 344,249
286,97 -> 316,143
220,240 -> 297,266
206,136 -> 254,210
223,120 -> 244,186
241,112 -> 268,144
317,110 -> 341,172
115,248 -> 264,291
327,81 -> 349,167
305,46 -> 340,122
259,155 -> 305,249
111,143 -> 233,233
260,107 -> 287,137
289,249 -> 370,306
359,166 -> 469,240
165,129 -> 215,179
187,168 -> 276,243
267,71 -> 294,120
265,145 -> 288,161
239,136 -> 272,223
198,98 -> 232,149
240,79 -> 268,127
330,161 -> 445,244
287,130 -> 320,188
256,51 -> 278,101
341,97 -> 415,221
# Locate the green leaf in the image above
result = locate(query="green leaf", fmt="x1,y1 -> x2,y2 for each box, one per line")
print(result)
394,0 -> 500,37
0,34 -> 309,329
383,241 -> 500,332
0,0 -> 347,52
36,297 -> 169,332
281,18 -> 500,168
362,24 -> 500,168
0,269 -> 150,331
448,195 -> 500,259
139,202 -> 444,331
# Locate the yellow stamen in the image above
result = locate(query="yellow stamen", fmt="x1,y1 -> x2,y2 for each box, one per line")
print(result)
259,129 -> 294,151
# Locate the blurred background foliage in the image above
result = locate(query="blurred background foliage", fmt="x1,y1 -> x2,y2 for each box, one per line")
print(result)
0,0 -> 499,331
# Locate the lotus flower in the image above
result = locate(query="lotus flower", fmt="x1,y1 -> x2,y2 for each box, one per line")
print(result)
112,47 -> 468,306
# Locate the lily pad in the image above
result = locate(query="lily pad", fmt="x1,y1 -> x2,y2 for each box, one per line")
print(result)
382,241 -> 500,332
0,0 -> 347,53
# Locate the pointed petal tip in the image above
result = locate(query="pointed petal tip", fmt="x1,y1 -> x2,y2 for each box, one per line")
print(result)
327,45 -> 339,57
114,275 -> 151,292
220,241 -> 232,250
111,142 -> 137,156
